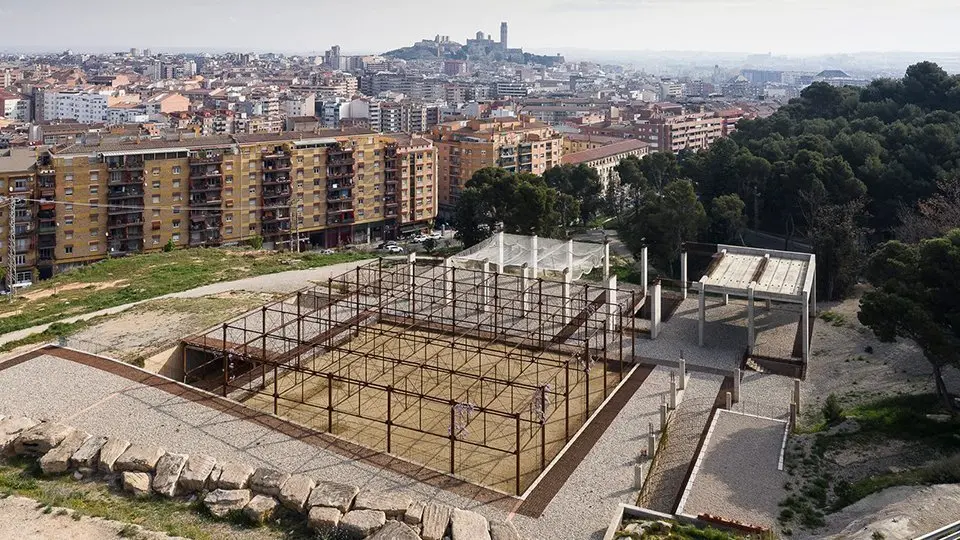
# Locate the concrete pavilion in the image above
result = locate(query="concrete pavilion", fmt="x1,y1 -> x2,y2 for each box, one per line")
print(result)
681,244 -> 816,362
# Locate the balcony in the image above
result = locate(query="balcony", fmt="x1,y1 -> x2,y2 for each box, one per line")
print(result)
107,206 -> 144,216
262,175 -> 289,186
108,173 -> 145,186
106,159 -> 144,171
110,230 -> 144,241
189,153 -> 223,165
191,181 -> 222,192
38,223 -> 57,234
189,168 -> 222,179
190,196 -> 222,206
326,215 -> 355,226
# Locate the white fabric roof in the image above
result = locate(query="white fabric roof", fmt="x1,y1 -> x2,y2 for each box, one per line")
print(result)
450,233 -> 605,281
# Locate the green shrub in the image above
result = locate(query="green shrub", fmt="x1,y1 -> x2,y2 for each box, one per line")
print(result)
248,235 -> 264,250
823,394 -> 845,425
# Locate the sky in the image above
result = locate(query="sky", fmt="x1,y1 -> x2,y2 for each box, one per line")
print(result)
3,0 -> 960,56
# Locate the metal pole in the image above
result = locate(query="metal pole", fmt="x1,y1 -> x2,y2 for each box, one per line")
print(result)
515,413 -> 522,495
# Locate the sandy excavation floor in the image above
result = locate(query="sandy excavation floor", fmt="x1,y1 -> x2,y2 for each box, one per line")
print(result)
0,496 -> 178,540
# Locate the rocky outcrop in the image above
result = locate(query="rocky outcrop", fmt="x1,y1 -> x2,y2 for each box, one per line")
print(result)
13,422 -> 74,456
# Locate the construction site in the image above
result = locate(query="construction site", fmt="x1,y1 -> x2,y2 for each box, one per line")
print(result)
180,234 -> 643,495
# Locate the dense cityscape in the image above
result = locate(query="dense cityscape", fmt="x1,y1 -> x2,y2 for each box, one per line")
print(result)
0,6 -> 958,540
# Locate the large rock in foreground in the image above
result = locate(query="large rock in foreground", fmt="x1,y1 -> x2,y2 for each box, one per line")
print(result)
421,502 -> 453,540
354,490 -> 412,519
122,472 -> 153,498
114,444 -> 164,473
249,467 -> 289,497
177,454 -> 216,492
212,461 -> 254,490
340,509 -> 386,539
278,474 -> 314,511
308,481 -> 359,513
0,417 -> 39,453
243,494 -> 278,525
204,489 -> 252,518
152,453 -> 188,497
367,520 -> 421,540
97,437 -> 131,473
70,435 -> 107,474
451,508 -> 491,540
13,422 -> 74,456
40,429 -> 91,474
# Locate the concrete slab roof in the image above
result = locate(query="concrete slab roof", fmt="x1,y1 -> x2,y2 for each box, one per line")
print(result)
699,245 -> 814,303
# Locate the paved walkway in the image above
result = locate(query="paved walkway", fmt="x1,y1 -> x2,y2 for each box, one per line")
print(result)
0,259 -> 374,347
636,371 -> 724,513
517,366 -> 673,540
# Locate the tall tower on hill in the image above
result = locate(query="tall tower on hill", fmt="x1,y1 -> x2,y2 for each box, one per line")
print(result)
500,22 -> 508,50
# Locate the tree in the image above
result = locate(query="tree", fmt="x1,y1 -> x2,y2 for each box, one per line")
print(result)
638,152 -> 681,193
614,155 -> 647,219
709,194 -> 747,244
859,230 -> 960,414
808,198 -> 870,300
622,179 -> 706,272
896,177 -> 960,242
452,167 -> 579,247
542,164 -> 604,224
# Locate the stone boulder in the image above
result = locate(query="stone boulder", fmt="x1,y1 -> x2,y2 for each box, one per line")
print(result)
307,506 -> 342,531
13,422 -> 74,456
354,490 -> 412,519
97,437 -> 131,473
39,429 -> 90,475
204,489 -> 252,518
307,481 -> 359,513
70,435 -> 107,474
152,453 -> 188,497
278,474 -> 314,511
243,494 -> 278,525
177,454 -> 216,492
114,444 -> 165,473
212,461 -> 254,490
490,520 -> 522,540
340,509 -> 386,539
0,416 -> 39,454
367,520 -> 421,540
404,500 -> 425,526
122,472 -> 153,498
421,503 -> 453,540
249,467 -> 289,497
451,508 -> 490,540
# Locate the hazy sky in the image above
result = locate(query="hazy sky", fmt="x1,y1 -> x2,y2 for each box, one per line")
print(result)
3,0 -> 960,56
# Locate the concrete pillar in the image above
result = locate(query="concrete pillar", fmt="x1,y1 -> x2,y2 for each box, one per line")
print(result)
678,356 -> 686,390
725,391 -> 732,410
794,379 -> 802,414
562,267 -> 572,322
530,235 -> 539,278
811,271 -> 817,317
443,257 -> 453,304
790,402 -> 797,432
481,259 -> 490,312
647,431 -> 656,458
407,252 -> 416,305
520,264 -> 530,313
802,291 -> 810,362
698,283 -> 706,347
669,372 -> 677,409
606,275 -> 618,332
632,245 -> 645,297
634,463 -> 644,489
496,231 -> 505,273
659,402 -> 668,430
566,239 -> 574,278
747,284 -> 756,354
602,241 -> 610,280
723,293 -> 729,306
650,280 -> 662,340
733,368 -> 741,403
680,251 -> 688,300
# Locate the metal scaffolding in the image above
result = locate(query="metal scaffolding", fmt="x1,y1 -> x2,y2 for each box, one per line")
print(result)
182,254 -> 641,495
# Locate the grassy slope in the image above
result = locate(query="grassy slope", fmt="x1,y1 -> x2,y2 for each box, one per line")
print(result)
0,249 -> 370,336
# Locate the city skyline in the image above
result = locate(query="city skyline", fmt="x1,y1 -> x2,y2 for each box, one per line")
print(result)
4,0 -> 960,57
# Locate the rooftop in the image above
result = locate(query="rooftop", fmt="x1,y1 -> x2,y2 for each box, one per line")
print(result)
561,139 -> 649,165
0,148 -> 37,174
699,244 -> 815,301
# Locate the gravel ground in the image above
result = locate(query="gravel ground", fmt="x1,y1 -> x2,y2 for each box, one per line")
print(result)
736,371 -> 795,421
520,366 -> 674,540
0,496 -> 178,540
636,371 -> 724,512
679,410 -> 788,529
635,297 -> 748,372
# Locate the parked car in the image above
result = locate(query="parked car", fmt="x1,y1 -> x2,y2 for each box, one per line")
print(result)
385,245 -> 404,253
429,231 -> 442,239
411,234 -> 429,243
376,241 -> 398,249
319,248 -> 336,255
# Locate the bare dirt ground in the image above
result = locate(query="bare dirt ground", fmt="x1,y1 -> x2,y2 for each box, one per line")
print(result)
67,293 -> 275,363
817,484 -> 960,539
0,495 -> 178,540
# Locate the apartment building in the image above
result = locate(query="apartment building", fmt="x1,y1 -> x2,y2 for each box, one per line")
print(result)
7,130 -> 435,280
562,133 -> 623,154
560,139 -> 649,189
430,117 -> 563,215
0,148 -> 41,286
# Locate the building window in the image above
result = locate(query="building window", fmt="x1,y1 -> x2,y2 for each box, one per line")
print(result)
225,226 -> 234,235
90,172 -> 99,182
152,235 -> 160,245
152,167 -> 161,176
90,228 -> 99,237
172,166 -> 181,174
65,231 -> 73,240
173,180 -> 181,188
65,187 -> 73,195
153,180 -> 161,189
65,216 -> 74,225
172,233 -> 180,241
64,174 -> 74,182
152,195 -> 160,204
65,246 -> 73,254
89,185 -> 98,194
172,220 -> 181,229
173,206 -> 181,214
225,213 -> 233,222
89,242 -> 99,252
153,209 -> 161,217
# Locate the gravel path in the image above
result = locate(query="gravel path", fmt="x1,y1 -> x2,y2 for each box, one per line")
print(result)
0,259 -> 373,347
679,411 -> 788,528
636,371 -> 724,512
520,366 -> 673,540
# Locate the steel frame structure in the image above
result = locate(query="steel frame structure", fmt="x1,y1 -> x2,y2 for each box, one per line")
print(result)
183,257 -> 639,494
